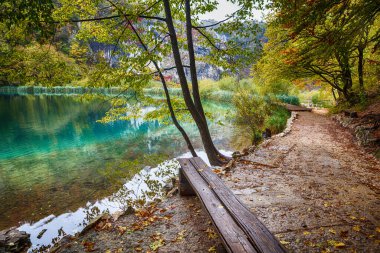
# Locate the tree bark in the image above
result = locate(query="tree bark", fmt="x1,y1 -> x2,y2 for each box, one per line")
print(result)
185,0 -> 228,160
357,45 -> 364,94
163,0 -> 228,165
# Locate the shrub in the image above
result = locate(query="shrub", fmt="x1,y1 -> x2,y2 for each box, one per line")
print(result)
233,91 -> 269,145
276,94 -> 300,105
264,106 -> 290,134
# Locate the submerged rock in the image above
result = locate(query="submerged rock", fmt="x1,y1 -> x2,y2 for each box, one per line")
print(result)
0,227 -> 31,253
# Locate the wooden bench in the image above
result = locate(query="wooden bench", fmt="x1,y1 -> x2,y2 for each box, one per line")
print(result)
178,157 -> 287,253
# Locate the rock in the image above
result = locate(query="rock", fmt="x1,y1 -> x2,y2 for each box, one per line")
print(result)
0,227 -> 31,253
80,213 -> 111,235
232,151 -> 241,158
241,148 -> 249,156
143,166 -> 152,172
111,211 -> 125,221
248,146 -> 256,153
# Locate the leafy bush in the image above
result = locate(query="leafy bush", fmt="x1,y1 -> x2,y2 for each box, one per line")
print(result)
276,94 -> 300,105
233,91 -> 269,145
1,43 -> 83,86
264,106 -> 290,133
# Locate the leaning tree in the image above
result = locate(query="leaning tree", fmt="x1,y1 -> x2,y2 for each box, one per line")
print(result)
1,0 -> 262,165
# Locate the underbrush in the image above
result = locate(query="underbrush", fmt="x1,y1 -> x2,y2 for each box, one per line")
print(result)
233,91 -> 291,145
276,94 -> 300,106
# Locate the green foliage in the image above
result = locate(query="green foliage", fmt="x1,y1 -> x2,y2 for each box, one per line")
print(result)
276,94 -> 300,106
264,106 -> 290,134
256,0 -> 380,104
233,91 -> 269,145
0,43 -> 82,86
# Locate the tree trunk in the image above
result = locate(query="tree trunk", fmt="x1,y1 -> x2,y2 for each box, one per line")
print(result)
357,45 -> 364,94
184,0 -> 229,160
336,51 -> 354,104
125,18 -> 198,157
163,0 -> 228,165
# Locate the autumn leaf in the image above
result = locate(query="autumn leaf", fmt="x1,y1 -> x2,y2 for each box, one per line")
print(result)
117,226 -> 128,235
206,227 -> 218,239
208,246 -> 217,252
352,225 -> 361,232
303,231 -> 311,236
150,239 -> 165,251
328,229 -> 336,234
327,240 -> 345,248
280,240 -> 290,245
173,230 -> 186,242
82,241 -> 96,252
376,227 -> 380,233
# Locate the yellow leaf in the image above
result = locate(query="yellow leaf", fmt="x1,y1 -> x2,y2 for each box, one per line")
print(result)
323,202 -> 331,207
105,250 -> 111,253
134,246 -> 142,252
208,246 -> 217,253
353,225 -> 361,232
303,231 -> 311,235
206,228 -> 218,239
350,216 -> 357,220
328,240 -> 345,248
280,240 -> 290,245
328,229 -> 336,234
376,227 -> 380,233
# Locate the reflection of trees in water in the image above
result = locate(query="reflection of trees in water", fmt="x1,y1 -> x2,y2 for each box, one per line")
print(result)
30,160 -> 178,252
0,95 -> 99,135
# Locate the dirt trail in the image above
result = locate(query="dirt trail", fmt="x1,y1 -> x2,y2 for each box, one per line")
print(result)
225,111 -> 380,252
55,111 -> 379,253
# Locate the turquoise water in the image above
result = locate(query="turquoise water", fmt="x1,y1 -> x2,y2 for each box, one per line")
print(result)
0,94 -> 236,230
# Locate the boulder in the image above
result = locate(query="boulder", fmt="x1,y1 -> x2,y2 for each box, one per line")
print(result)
0,227 -> 31,253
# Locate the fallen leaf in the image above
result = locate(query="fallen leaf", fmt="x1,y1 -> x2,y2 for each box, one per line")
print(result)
82,241 -> 95,252
328,240 -> 345,248
150,239 -> 165,251
303,231 -> 311,236
350,216 -> 357,220
328,229 -> 336,234
134,246 -> 142,252
376,227 -> 380,233
208,246 -> 217,253
280,240 -> 290,245
206,227 -> 218,239
352,225 -> 361,232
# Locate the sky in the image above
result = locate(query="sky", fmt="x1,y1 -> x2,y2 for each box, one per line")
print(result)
198,0 -> 268,22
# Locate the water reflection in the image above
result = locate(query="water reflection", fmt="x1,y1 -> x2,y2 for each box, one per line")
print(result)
0,95 -> 239,231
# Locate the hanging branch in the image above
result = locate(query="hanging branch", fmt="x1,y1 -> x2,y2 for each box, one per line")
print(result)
192,8 -> 242,29
106,0 -> 197,156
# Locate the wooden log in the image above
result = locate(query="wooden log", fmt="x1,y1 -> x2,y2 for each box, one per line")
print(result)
178,166 -> 196,196
178,159 -> 258,253
189,158 -> 286,253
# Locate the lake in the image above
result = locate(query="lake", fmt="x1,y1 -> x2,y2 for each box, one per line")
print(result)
0,94 -> 241,235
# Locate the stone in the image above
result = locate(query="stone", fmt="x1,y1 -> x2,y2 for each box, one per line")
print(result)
0,227 -> 31,253
232,151 -> 241,158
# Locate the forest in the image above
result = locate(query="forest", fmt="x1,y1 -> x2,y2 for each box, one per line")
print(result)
0,0 -> 379,252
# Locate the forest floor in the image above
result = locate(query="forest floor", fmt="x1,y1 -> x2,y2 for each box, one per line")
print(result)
55,110 -> 380,253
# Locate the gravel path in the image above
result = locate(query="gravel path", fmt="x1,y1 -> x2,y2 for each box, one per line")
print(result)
225,111 -> 380,252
